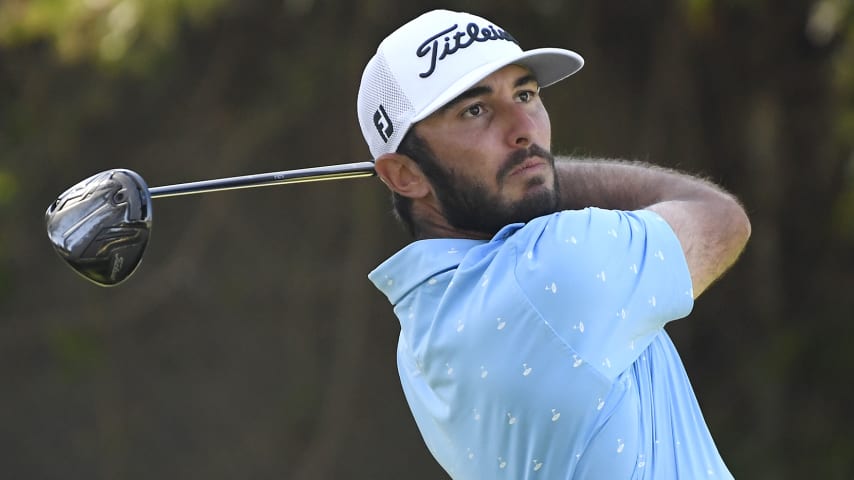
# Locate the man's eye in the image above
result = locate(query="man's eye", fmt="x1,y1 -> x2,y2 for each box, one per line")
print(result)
463,104 -> 483,118
517,90 -> 536,102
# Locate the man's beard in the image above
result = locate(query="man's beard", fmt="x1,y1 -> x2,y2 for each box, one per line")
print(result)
426,144 -> 561,236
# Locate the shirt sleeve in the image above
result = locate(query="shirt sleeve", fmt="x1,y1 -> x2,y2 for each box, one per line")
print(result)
512,207 -> 694,380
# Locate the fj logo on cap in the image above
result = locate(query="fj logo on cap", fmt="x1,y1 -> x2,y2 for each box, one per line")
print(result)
373,105 -> 394,143
416,22 -> 518,78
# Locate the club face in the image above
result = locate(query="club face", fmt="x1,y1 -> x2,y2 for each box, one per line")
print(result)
46,169 -> 152,287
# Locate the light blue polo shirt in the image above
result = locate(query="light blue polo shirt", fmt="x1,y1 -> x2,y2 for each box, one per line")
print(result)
369,208 -> 733,479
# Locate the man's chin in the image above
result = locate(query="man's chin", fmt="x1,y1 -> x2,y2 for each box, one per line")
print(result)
521,180 -> 554,199
438,167 -> 560,235
505,188 -> 560,224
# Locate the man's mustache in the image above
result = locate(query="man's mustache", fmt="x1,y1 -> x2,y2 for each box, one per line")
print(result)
496,144 -> 555,185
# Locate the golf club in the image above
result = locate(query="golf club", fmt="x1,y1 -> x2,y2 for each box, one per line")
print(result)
45,162 -> 376,287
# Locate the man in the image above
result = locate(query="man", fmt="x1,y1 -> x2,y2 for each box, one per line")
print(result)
358,9 -> 751,479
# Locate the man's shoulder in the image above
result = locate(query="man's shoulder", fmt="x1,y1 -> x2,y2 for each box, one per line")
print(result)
507,208 -> 673,247
505,207 -> 688,294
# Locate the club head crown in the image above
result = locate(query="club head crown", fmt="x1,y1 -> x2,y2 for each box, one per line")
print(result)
46,169 -> 152,286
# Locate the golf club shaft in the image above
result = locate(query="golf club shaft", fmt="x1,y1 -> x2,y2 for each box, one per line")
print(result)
149,161 -> 376,199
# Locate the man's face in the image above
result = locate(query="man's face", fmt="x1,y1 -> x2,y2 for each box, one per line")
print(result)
413,64 -> 559,236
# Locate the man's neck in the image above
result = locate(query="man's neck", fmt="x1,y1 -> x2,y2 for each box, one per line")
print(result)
411,201 -> 493,241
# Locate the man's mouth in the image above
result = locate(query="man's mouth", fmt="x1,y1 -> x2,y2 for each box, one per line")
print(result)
496,145 -> 554,184
508,157 -> 547,177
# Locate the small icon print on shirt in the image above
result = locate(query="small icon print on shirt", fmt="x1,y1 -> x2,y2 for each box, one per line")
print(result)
506,412 -> 517,425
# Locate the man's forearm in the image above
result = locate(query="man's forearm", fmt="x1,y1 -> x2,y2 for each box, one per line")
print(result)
554,157 -> 728,211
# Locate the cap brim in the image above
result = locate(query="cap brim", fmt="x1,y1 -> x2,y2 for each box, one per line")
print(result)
412,47 -> 584,123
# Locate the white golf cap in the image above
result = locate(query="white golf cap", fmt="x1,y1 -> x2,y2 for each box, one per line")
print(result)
357,9 -> 584,159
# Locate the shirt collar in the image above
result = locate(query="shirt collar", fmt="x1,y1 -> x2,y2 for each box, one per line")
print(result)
368,223 -> 524,304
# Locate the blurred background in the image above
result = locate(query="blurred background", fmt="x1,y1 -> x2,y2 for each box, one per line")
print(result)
1,0 -> 853,478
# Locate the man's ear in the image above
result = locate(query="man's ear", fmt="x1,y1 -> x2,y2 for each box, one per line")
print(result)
374,153 -> 430,199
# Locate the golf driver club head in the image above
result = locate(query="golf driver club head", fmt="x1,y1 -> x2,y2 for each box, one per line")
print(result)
46,169 -> 152,286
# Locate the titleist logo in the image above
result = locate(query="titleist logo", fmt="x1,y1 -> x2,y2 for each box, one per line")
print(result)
416,22 -> 518,78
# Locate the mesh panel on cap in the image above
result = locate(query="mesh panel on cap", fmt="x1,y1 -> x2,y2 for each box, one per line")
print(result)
359,51 -> 414,158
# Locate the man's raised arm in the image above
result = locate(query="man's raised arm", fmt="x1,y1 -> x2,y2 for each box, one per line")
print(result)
554,157 -> 751,298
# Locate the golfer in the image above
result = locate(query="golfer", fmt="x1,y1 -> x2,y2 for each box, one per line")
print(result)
359,9 -> 751,479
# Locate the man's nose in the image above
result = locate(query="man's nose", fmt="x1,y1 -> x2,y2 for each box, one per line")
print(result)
502,104 -> 539,149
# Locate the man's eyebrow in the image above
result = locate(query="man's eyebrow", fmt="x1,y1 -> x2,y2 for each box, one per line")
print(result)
438,73 -> 541,114
514,73 -> 539,88
439,85 -> 493,114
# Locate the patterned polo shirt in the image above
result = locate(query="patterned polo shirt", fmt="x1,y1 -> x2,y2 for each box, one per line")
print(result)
369,208 -> 733,479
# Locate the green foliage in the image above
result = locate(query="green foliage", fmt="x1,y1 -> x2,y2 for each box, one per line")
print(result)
0,170 -> 17,206
826,0 -> 854,240
0,0 -> 228,70
680,0 -> 715,33
48,325 -> 106,381
832,2 -> 854,143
